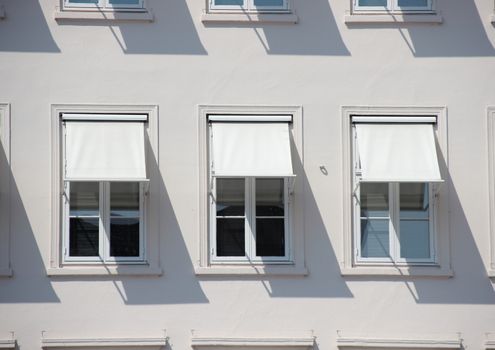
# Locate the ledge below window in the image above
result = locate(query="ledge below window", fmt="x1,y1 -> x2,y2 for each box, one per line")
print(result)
0,339 -> 15,349
0,6 -> 5,20
340,265 -> 453,278
0,267 -> 13,277
194,265 -> 308,277
46,265 -> 162,277
41,336 -> 167,349
337,334 -> 462,349
344,13 -> 443,24
201,12 -> 298,24
54,8 -> 154,23
491,14 -> 495,24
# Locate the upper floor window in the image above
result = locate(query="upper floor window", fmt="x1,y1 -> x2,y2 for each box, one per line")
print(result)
209,0 -> 290,13
354,0 -> 434,13
64,0 -> 145,11
352,116 -> 443,265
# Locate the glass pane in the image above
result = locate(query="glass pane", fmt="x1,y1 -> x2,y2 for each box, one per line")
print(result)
360,183 -> 389,218
256,218 -> 285,257
68,0 -> 99,3
109,0 -> 140,4
216,179 -> 245,217
216,218 -> 245,256
400,220 -> 430,259
256,178 -> 284,217
361,219 -> 389,258
110,182 -> 139,217
69,218 -> 99,256
397,0 -> 428,7
70,182 -> 99,217
110,218 -> 140,257
358,0 -> 387,6
400,183 -> 429,220
214,0 -> 244,5
253,0 -> 284,6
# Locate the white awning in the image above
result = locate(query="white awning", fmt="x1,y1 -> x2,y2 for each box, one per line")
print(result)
210,122 -> 294,177
65,122 -> 147,181
355,123 -> 443,183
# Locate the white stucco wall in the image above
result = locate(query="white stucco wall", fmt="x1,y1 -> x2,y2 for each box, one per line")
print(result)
0,0 -> 495,349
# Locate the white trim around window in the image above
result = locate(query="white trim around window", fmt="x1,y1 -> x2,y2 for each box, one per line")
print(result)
196,105 -> 307,276
341,106 -> 452,278
48,104 -> 161,277
486,107 -> 495,279
0,104 -> 11,277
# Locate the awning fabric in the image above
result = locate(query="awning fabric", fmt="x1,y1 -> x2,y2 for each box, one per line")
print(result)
65,122 -> 147,181
355,123 -> 442,182
210,122 -> 294,177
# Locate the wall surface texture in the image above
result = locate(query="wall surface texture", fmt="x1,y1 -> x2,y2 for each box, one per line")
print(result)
1,0 -> 495,349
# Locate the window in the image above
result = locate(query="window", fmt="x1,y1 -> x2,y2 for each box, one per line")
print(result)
0,104 -> 10,277
209,117 -> 294,263
353,0 -> 434,12
341,107 -> 452,277
49,105 -> 160,276
64,0 -> 145,10
209,0 -> 290,13
197,106 -> 306,276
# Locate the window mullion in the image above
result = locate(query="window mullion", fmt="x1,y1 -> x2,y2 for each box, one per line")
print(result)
100,181 -> 109,261
390,183 -> 399,262
246,177 -> 255,259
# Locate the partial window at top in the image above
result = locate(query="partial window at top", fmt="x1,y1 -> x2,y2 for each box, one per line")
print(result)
354,0 -> 433,12
64,0 -> 145,10
209,0 -> 290,13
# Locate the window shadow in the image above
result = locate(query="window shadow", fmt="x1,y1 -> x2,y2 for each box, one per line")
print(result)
345,0 -> 495,57
201,0 -> 350,56
0,140 -> 60,303
0,1 -> 60,53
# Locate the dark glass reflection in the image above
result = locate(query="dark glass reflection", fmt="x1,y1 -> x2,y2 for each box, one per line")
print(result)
256,218 -> 285,256
110,182 -> 139,217
70,182 -> 99,217
69,218 -> 99,256
360,182 -> 389,218
216,218 -> 245,256
216,178 -> 245,216
110,218 -> 140,257
256,178 -> 284,216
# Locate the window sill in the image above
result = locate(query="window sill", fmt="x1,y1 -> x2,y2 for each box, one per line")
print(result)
46,265 -> 162,277
0,6 -> 5,20
54,7 -> 154,22
340,266 -> 453,278
491,14 -> 495,24
344,13 -> 443,24
201,12 -> 298,24
337,334 -> 462,349
194,265 -> 308,277
41,337 -> 167,349
0,339 -> 15,349
191,335 -> 315,348
0,268 -> 12,277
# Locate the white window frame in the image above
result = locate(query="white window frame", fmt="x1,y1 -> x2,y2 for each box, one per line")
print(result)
353,0 -> 434,13
209,0 -> 290,13
0,104 -> 11,277
197,105 -> 307,276
341,106 -> 452,278
63,0 -> 145,11
210,177 -> 291,264
63,181 -> 146,264
49,104 -> 161,277
486,106 -> 495,279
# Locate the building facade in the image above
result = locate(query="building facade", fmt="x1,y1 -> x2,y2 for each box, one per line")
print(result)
1,0 -> 495,349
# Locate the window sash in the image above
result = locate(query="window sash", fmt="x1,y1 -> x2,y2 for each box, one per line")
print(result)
210,177 -> 291,263
209,0 -> 289,12
63,181 -> 145,263
64,0 -> 144,10
353,0 -> 433,12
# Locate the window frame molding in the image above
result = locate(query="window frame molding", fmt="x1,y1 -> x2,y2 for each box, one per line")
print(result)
341,106 -> 452,278
0,104 -> 11,278
48,104 -> 161,277
486,107 -> 495,279
196,105 -> 307,276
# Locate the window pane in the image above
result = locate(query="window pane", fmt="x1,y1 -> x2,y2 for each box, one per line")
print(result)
400,183 -> 429,220
217,179 -> 245,217
110,182 -> 139,217
361,219 -> 389,258
256,218 -> 285,256
253,0 -> 284,7
358,0 -> 387,6
68,0 -> 99,3
108,0 -> 140,4
360,183 -> 389,217
256,178 -> 284,217
69,218 -> 99,256
397,0 -> 428,7
400,220 -> 430,259
214,0 -> 244,5
110,218 -> 140,257
217,218 -> 245,256
70,182 -> 99,217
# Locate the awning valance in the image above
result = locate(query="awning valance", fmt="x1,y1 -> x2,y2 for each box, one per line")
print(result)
210,122 -> 294,177
355,123 -> 442,183
65,121 -> 147,181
